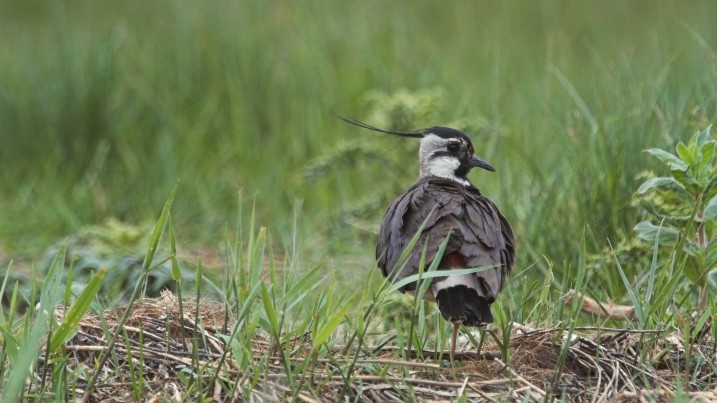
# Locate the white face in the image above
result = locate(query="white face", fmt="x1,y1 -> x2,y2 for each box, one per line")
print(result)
419,134 -> 470,186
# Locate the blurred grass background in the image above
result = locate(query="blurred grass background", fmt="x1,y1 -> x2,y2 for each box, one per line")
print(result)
1,0 -> 716,298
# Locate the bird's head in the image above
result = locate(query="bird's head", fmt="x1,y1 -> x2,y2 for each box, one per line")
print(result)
337,116 -> 494,186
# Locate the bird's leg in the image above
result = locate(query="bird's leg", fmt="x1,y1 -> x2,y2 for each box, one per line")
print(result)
450,321 -> 461,360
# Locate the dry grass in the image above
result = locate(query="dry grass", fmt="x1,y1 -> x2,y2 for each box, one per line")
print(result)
29,291 -> 716,402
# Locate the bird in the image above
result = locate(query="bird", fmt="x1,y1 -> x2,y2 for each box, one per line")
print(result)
339,116 -> 515,359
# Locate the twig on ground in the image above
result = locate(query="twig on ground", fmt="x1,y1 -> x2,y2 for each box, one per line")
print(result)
565,289 -> 636,321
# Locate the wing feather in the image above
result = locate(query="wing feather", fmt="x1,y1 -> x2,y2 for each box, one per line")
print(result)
376,176 -> 515,299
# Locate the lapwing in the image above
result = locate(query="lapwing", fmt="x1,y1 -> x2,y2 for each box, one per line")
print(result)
339,116 -> 515,358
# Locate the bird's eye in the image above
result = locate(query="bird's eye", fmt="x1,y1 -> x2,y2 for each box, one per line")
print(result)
447,143 -> 460,152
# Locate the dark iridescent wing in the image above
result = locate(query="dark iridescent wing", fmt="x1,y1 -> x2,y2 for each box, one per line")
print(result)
376,177 -> 515,298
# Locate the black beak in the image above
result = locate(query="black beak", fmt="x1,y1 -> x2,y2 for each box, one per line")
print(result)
468,155 -> 495,172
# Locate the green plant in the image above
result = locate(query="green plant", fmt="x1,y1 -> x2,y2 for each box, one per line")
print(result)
634,125 -> 717,309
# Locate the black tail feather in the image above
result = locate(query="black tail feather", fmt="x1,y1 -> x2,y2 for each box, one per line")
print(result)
436,286 -> 493,326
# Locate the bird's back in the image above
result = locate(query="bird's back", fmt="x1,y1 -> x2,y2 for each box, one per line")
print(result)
376,176 -> 515,324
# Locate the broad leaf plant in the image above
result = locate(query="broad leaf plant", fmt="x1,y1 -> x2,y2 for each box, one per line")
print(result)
634,126 -> 717,309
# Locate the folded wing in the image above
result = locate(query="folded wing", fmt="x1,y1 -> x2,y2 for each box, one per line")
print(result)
376,176 -> 515,303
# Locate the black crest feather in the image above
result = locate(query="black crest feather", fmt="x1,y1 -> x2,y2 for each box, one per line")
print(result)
335,115 -> 424,138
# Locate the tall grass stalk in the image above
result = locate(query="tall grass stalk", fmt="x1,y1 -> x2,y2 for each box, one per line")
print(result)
81,183 -> 177,399
3,246 -> 66,401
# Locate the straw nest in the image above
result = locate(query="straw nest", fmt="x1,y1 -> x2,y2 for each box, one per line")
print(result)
30,291 -> 716,402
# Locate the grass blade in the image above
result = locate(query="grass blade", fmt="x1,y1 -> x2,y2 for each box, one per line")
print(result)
49,268 -> 106,352
389,266 -> 495,293
312,294 -> 354,349
260,282 -> 280,337
3,245 -> 66,402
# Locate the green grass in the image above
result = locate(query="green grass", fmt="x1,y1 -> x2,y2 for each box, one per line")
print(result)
1,190 -> 714,400
1,0 -> 717,400
2,1 -> 716,265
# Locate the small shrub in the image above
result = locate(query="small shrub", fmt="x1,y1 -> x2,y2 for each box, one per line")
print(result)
633,125 -> 717,308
